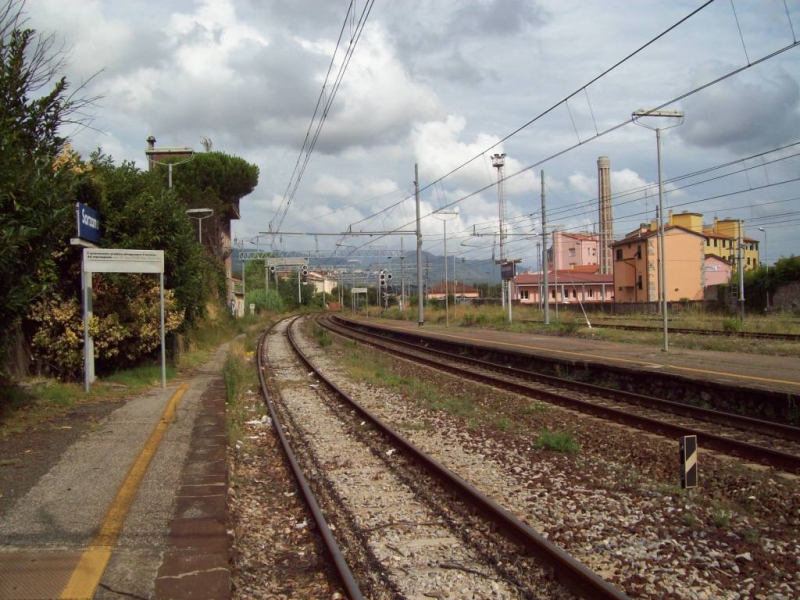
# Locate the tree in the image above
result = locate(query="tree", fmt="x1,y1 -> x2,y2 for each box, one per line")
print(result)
167,152 -> 259,261
0,0 -> 98,355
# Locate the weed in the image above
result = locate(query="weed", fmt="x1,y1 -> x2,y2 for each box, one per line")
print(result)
312,324 -> 332,347
711,508 -> 730,528
522,402 -> 549,414
494,416 -> 513,431
536,429 -> 580,454
722,317 -> 742,333
682,512 -> 698,527
743,528 -> 760,543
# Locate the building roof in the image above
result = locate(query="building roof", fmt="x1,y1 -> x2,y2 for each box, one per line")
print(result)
427,282 -> 480,294
611,224 -> 706,247
559,232 -> 598,242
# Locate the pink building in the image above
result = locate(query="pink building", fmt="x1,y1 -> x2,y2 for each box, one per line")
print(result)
513,267 -> 614,305
552,231 -> 599,271
703,255 -> 732,287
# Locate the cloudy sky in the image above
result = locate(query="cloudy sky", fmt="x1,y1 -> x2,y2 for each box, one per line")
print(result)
25,0 -> 800,273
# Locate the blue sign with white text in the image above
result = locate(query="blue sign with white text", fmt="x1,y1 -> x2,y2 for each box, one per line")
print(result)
76,202 -> 101,244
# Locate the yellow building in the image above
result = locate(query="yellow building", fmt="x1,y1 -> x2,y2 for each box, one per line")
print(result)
670,212 -> 761,270
612,212 -> 762,304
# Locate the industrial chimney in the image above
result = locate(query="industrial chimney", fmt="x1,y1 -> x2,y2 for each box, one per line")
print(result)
597,156 -> 613,275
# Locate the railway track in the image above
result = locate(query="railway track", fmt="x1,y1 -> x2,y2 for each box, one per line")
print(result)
321,315 -> 800,475
257,316 -> 630,599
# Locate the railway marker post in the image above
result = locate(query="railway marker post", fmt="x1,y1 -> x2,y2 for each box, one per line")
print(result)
679,435 -> 698,489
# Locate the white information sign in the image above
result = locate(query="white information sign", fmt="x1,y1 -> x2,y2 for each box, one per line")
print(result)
84,249 -> 164,273
351,287 -> 368,294
81,248 -> 166,392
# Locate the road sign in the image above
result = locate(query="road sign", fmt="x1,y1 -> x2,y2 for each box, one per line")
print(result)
76,203 -> 101,244
352,288 -> 368,294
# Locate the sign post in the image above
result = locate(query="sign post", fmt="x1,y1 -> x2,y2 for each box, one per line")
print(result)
82,249 -> 166,391
679,435 -> 698,490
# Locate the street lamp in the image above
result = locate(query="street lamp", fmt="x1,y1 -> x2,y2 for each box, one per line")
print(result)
434,210 -> 458,327
758,226 -> 769,311
186,208 -> 214,244
633,108 -> 685,352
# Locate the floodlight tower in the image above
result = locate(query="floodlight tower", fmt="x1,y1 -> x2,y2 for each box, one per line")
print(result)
492,153 -> 507,308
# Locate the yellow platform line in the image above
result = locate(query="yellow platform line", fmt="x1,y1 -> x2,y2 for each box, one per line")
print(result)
60,384 -> 188,600
376,321 -> 800,389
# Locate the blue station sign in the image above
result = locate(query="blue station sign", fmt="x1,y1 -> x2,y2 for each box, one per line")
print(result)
76,202 -> 101,244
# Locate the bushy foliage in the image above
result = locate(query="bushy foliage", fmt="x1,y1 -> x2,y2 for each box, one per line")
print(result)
0,2 -> 96,351
30,276 -> 184,380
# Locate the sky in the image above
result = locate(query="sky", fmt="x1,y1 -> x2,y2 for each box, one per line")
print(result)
24,0 -> 800,275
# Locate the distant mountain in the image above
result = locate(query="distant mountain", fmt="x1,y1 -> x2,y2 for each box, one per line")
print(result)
231,248 -> 514,285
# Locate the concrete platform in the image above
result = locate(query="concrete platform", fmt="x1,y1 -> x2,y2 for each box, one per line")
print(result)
0,347 -> 230,600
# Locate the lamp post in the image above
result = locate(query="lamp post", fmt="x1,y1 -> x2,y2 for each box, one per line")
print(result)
633,108 -> 685,352
186,208 -> 214,244
758,227 -> 769,311
434,211 -> 458,327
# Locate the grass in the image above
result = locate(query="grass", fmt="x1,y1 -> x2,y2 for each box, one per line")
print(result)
0,312 -> 262,440
535,429 -> 580,454
312,324 -> 332,347
222,333 -> 263,448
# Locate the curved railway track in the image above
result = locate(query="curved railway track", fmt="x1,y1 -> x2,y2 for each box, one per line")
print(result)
321,315 -> 800,475
257,316 -> 630,599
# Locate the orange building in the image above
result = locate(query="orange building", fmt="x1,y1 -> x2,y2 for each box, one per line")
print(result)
612,224 -> 706,303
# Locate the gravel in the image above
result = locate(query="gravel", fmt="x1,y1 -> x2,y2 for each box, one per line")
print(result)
229,317 -> 800,599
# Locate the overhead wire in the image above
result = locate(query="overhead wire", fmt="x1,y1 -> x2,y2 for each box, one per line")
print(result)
268,0 -> 376,245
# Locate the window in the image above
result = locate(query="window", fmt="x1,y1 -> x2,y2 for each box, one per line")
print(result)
521,290 -> 529,300
637,275 -> 643,290
588,289 -> 594,297
706,238 -> 710,246
551,290 -> 556,299
636,245 -> 642,259
616,248 -> 623,260
569,248 -> 576,257
572,290 -> 577,299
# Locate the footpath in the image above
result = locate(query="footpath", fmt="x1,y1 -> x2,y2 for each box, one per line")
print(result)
0,346 -> 230,600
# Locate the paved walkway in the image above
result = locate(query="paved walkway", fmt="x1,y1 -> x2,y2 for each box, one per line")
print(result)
0,347 -> 230,600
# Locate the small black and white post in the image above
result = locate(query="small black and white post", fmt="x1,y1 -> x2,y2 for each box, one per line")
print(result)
680,435 -> 698,490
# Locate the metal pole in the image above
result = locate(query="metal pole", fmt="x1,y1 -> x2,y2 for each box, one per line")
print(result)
759,227 -> 769,310
168,163 -> 172,189
416,164 -> 424,326
541,171 -> 549,325
401,237 -> 405,311
160,272 -> 166,389
554,230 -> 559,322
738,221 -> 745,321
444,219 -> 449,327
656,128 -> 669,351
